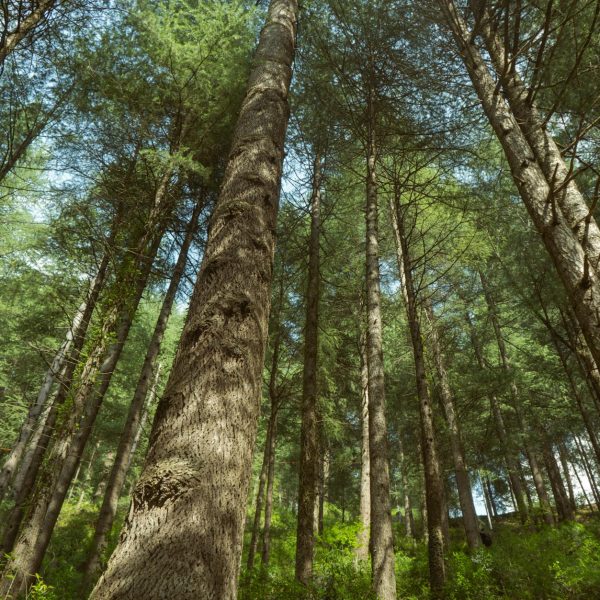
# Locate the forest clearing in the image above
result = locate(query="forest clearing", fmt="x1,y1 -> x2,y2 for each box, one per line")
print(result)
1,1 -> 600,598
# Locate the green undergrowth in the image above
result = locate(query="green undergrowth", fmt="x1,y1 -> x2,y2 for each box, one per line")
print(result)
17,505 -> 600,599
239,511 -> 600,600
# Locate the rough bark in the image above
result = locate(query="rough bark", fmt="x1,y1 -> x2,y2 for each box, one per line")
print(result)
0,251 -> 110,503
355,332 -> 371,562
364,111 -> 397,600
438,0 -> 600,369
81,201 -> 202,588
295,154 -> 322,585
0,0 -> 58,65
424,302 -> 480,550
89,4 -> 298,598
393,198 -> 445,595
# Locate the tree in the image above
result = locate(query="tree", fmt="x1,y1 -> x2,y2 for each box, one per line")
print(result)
89,1 -> 299,597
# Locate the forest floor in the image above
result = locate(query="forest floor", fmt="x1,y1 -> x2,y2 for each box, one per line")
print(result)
36,501 -> 600,599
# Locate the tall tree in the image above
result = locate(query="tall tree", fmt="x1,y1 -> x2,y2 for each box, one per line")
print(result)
89,1 -> 299,597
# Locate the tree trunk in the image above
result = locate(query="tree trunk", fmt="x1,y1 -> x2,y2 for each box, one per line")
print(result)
558,442 -> 577,512
364,104 -> 397,600
81,201 -> 203,588
0,225 -> 164,597
295,153 -> 322,585
473,1 -> 600,278
393,198 -> 445,595
0,251 -> 110,503
0,0 -> 57,65
478,271 -> 532,523
543,443 -> 574,521
438,0 -> 600,369
89,4 -> 298,598
261,416 -> 277,567
424,302 -> 480,550
247,425 -> 272,571
574,435 -> 600,505
355,332 -> 371,562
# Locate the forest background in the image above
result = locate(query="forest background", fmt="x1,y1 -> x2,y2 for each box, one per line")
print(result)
1,0 -> 600,599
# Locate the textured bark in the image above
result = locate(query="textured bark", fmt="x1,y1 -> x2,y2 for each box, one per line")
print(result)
424,302 -> 480,550
295,154 -> 322,585
0,0 -> 57,65
473,1 -> 600,278
89,4 -> 298,598
82,201 -> 202,588
364,113 -> 397,600
0,251 -> 110,503
439,0 -> 600,369
355,332 -> 371,562
393,199 -> 445,595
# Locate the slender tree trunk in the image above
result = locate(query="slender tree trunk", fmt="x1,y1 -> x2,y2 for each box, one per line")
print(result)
574,435 -> 600,505
355,333 -> 371,562
439,0 -> 600,369
424,302 -> 480,550
247,424 -> 272,571
261,416 -> 277,567
76,442 -> 99,509
543,444 -> 574,521
0,226 -> 164,597
81,201 -> 202,587
393,198 -> 445,595
364,104 -> 397,600
0,0 -> 58,65
571,455 -> 595,512
485,475 -> 499,519
479,472 -> 493,529
478,271 -> 532,523
0,252 -> 110,503
90,4 -> 298,598
295,153 -> 322,585
558,443 -> 577,512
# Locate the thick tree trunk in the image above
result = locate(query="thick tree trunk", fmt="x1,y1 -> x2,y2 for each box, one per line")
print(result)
295,154 -> 322,585
364,111 -> 397,600
439,0 -> 600,369
355,333 -> 371,562
81,201 -> 203,588
393,198 -> 445,595
89,4 -> 298,598
424,302 -> 480,550
0,251 -> 110,503
0,0 -> 58,65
